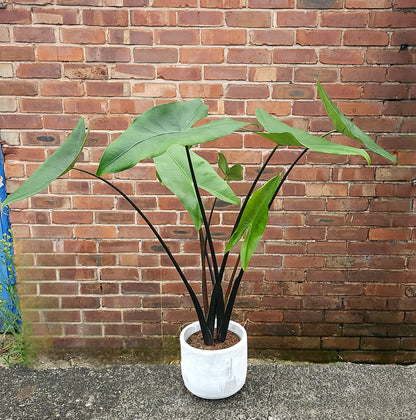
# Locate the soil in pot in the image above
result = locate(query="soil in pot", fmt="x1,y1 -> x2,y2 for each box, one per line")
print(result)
187,329 -> 240,350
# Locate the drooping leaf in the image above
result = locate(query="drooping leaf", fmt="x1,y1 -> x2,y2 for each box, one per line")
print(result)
2,118 -> 87,209
154,145 -> 240,231
316,80 -> 396,163
96,98 -> 248,176
225,174 -> 281,270
256,109 -> 371,164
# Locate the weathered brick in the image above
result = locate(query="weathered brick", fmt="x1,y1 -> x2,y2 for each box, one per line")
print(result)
14,26 -> 55,43
82,9 -> 128,26
228,48 -> 272,64
226,11 -> 271,28
202,29 -> 247,45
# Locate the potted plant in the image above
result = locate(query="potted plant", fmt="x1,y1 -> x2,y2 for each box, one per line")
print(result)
2,81 -> 395,398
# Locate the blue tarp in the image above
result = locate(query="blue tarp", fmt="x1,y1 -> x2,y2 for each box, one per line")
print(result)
0,144 -> 19,331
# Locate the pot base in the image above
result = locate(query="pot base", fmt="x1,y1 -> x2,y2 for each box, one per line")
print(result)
180,321 -> 248,399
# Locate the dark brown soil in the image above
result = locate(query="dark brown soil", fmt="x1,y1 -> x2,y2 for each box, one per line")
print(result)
187,330 -> 240,350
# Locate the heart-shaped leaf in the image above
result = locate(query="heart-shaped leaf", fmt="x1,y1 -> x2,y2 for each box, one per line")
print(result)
316,80 -> 396,163
2,118 -> 87,209
256,109 -> 371,164
154,145 -> 240,231
96,98 -> 248,176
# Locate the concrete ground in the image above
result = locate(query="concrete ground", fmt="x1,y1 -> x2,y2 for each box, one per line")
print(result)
0,361 -> 415,420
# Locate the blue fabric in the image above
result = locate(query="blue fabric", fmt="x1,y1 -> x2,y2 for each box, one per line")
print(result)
0,144 -> 19,331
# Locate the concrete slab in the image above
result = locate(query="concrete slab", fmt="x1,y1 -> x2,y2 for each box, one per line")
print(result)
0,362 -> 415,419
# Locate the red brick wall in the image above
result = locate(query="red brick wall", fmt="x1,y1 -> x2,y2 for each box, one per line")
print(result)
1,0 -> 415,362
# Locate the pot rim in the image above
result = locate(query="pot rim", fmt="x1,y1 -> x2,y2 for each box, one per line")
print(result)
180,320 -> 247,355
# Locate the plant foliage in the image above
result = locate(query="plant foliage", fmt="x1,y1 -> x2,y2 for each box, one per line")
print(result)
2,81 -> 396,346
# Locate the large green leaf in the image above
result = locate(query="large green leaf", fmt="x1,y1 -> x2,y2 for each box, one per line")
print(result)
96,98 -> 248,176
316,80 -> 396,163
154,145 -> 240,230
256,109 -> 371,164
225,174 -> 281,271
2,118 -> 87,209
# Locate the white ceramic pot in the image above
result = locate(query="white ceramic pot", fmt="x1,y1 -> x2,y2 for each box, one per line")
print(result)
180,320 -> 247,399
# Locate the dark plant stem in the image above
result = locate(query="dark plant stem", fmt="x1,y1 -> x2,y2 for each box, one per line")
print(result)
73,167 -> 213,344
199,231 -> 209,316
184,147 -> 225,341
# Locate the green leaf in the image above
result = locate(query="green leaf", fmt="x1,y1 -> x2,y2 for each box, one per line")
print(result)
218,152 -> 229,177
227,164 -> 243,182
96,98 -> 248,176
154,145 -> 240,231
316,80 -> 396,163
2,118 -> 87,209
256,109 -> 371,164
225,174 -> 281,270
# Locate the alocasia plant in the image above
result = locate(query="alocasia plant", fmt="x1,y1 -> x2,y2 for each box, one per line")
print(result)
2,81 -> 396,345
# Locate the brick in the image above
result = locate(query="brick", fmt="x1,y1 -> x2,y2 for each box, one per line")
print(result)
273,84 -> 315,99
274,48 -> 317,64
40,81 -> 84,97
320,48 -> 364,65
367,50 -> 416,65
109,98 -> 153,114
369,228 -> 411,241
14,26 -> 55,43
391,30 -> 416,47
298,0 -> 343,8
86,81 -> 127,96
202,29 -> 246,45
157,66 -> 201,81
86,47 -> 130,62
226,11 -> 271,28
369,11 -> 416,28
249,0 -> 293,6
64,64 -> 108,79
341,67 -> 386,82
201,0 -> 245,6
180,47 -> 224,64
297,30 -> 342,46
394,0 -> 416,6
250,30 -> 293,46
228,48 -> 272,64
179,83 -> 223,98
344,30 -> 389,46
0,114 -> 42,129
226,84 -> 269,99
246,100 -> 291,116
293,67 -> 337,83
155,29 -> 199,45
20,98 -> 62,113
32,8 -> 78,25
61,27 -> 106,44
153,0 -> 197,5
346,0 -> 391,7
82,9 -> 128,26
0,97 -> 17,112
131,10 -> 176,26
43,115 -> 84,130
0,63 -> 13,78
384,101 -> 416,116
16,63 -> 61,79
37,46 -> 83,62
133,82 -> 176,98
321,11 -> 367,27
111,64 -> 154,79
249,67 -> 292,82
338,101 -> 383,116
109,29 -> 153,45
178,10 -> 223,26
0,46 -> 35,61
134,48 -> 178,63
362,84 -> 408,100
64,98 -> 107,114
276,10 -> 318,27
0,8 -> 31,24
